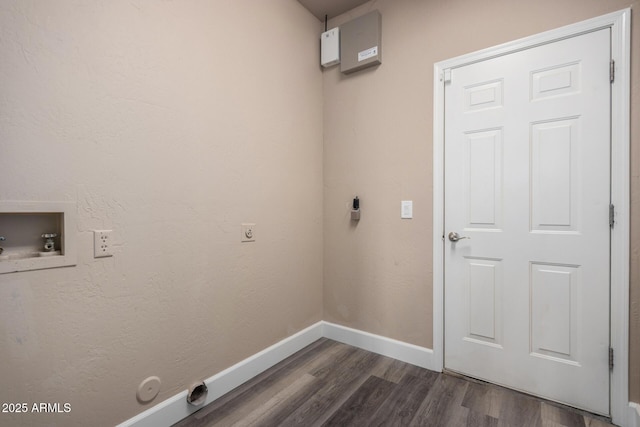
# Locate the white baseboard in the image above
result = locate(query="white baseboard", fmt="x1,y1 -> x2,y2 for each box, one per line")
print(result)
321,321 -> 435,370
117,321 -> 434,427
629,402 -> 640,427
116,321 -> 324,427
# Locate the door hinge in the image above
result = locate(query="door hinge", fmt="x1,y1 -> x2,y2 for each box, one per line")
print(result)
609,203 -> 615,228
609,347 -> 614,370
610,59 -> 615,83
443,69 -> 452,84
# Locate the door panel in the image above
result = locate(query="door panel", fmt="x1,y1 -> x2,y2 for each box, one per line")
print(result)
466,129 -> 502,228
531,118 -> 578,231
466,257 -> 502,347
530,263 -> 579,362
444,29 -> 611,414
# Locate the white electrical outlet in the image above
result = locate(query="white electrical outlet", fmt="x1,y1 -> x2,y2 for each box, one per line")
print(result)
94,230 -> 113,257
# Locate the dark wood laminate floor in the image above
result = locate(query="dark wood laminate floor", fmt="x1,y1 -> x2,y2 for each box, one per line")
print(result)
173,338 -> 616,427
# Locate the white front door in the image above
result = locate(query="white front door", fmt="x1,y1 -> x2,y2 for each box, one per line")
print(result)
444,29 -> 611,414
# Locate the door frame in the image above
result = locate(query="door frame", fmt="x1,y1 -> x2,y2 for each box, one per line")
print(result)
432,9 -> 631,425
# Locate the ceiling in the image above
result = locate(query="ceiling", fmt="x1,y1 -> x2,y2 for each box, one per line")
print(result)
297,0 -> 370,21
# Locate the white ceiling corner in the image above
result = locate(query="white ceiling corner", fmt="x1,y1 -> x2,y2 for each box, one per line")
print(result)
297,0 -> 370,21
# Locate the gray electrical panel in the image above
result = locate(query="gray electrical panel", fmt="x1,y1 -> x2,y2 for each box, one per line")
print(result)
340,10 -> 381,74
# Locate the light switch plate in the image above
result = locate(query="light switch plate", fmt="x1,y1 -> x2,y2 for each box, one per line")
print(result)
401,201 -> 413,219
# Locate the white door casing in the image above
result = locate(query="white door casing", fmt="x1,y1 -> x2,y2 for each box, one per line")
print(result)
433,9 -> 630,426
444,29 -> 610,414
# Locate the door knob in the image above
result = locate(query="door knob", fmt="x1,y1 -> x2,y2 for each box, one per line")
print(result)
448,231 -> 470,242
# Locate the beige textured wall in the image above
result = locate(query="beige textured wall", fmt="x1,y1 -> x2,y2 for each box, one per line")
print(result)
323,0 -> 640,402
1,0 -> 639,424
0,1 -> 323,426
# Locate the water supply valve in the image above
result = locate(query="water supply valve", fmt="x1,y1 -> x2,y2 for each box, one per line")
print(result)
41,233 -> 58,252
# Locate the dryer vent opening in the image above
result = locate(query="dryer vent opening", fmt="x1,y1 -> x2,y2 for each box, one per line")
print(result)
186,382 -> 208,406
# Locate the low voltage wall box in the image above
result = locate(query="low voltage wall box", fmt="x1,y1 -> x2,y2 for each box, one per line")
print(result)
321,27 -> 340,67
340,10 -> 381,74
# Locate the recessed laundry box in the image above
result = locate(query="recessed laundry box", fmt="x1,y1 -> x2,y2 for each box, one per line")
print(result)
0,201 -> 77,274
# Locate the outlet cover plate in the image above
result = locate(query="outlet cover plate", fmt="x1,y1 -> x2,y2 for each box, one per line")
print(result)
94,230 -> 113,257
